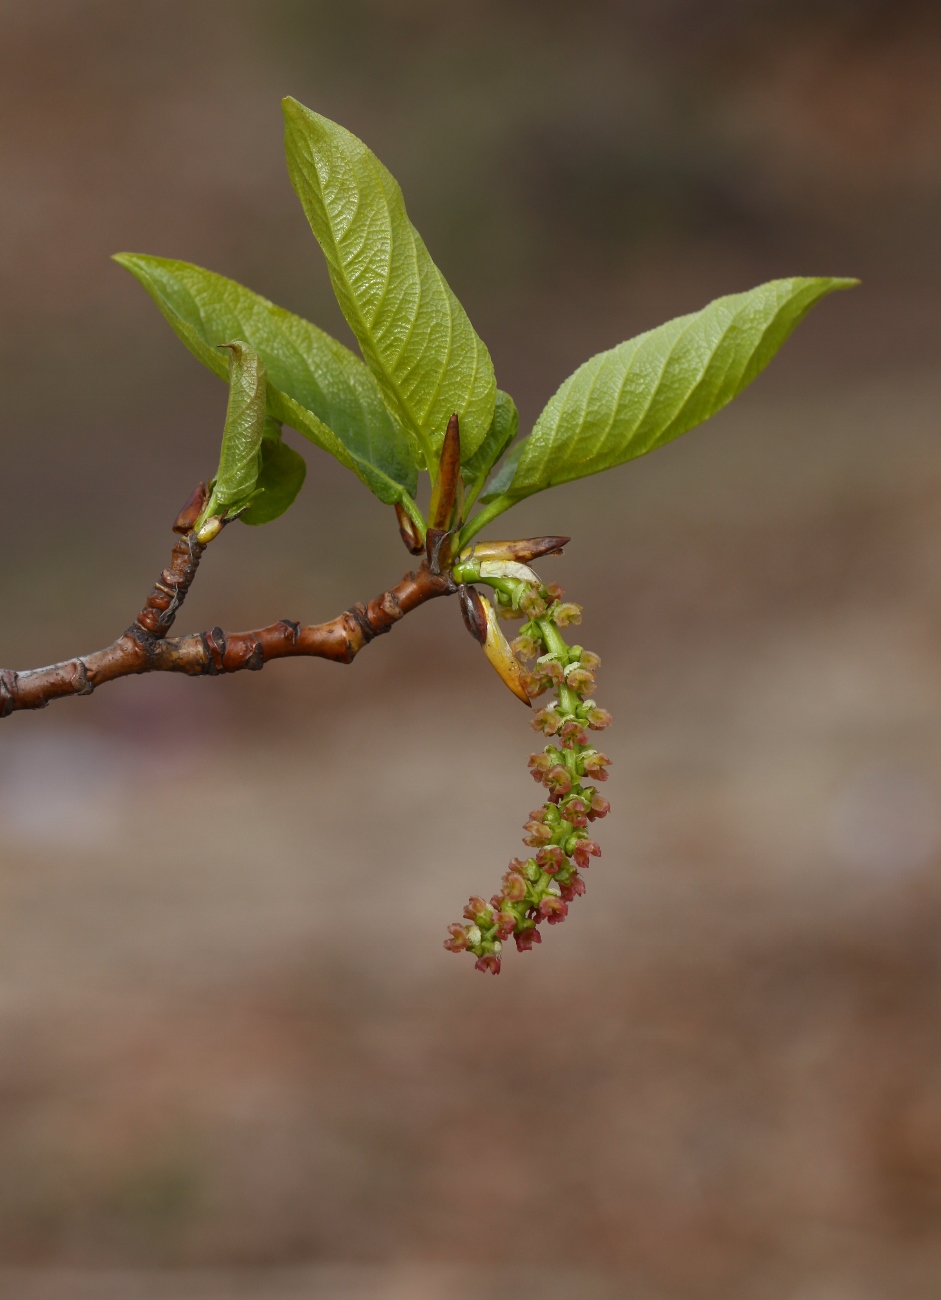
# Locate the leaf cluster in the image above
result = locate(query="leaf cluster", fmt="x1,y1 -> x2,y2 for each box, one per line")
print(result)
117,99 -> 855,541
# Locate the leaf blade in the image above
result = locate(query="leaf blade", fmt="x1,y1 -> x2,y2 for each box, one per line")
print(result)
240,418 -> 307,526
463,389 -> 519,509
113,252 -> 419,503
282,98 -> 496,467
206,341 -> 267,519
510,276 -> 857,497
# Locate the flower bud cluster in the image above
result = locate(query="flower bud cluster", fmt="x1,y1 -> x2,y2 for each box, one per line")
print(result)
444,579 -> 611,974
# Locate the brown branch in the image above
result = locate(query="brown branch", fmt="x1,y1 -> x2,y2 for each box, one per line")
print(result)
0,526 -> 455,718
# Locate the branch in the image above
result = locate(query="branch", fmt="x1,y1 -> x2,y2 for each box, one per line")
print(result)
0,523 -> 455,718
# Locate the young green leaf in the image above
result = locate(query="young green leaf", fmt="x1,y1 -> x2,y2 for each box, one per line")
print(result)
240,417 -> 307,526
113,253 -> 419,506
282,97 -> 496,470
465,277 -> 856,538
462,389 -> 519,509
204,341 -> 267,520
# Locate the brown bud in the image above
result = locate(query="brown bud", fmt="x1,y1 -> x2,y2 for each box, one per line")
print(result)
459,584 -> 488,645
458,536 -> 570,564
395,502 -> 425,555
172,482 -> 209,534
429,413 -> 462,531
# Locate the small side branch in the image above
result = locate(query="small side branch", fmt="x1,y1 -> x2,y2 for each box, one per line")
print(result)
0,529 -> 455,717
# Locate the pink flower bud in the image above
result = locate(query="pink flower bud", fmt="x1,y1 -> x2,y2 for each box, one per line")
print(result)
475,953 -> 502,975
532,706 -> 563,736
443,924 -> 469,952
561,798 -> 588,829
514,924 -> 542,952
544,764 -> 572,796
463,896 -> 492,924
545,582 -> 565,601
580,651 -> 601,671
511,634 -> 541,661
538,896 -> 568,924
553,602 -> 583,627
581,752 -> 611,781
519,589 -> 548,618
500,871 -> 528,903
586,706 -> 612,731
523,820 -> 554,847
588,794 -> 611,820
565,667 -> 595,695
560,873 -> 587,902
573,839 -> 601,870
492,910 -> 517,940
536,844 -> 566,874
527,807 -> 549,823
560,717 -> 588,746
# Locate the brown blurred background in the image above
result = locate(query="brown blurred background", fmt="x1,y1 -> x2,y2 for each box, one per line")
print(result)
2,2 -> 941,1297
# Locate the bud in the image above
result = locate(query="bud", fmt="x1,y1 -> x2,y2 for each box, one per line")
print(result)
515,924 -> 542,952
443,923 -> 469,953
525,659 -> 564,698
492,910 -> 517,940
429,413 -> 463,531
559,873 -> 587,902
561,796 -> 589,829
511,634 -> 541,662
500,871 -> 528,903
475,953 -> 502,975
559,717 -> 588,746
394,502 -> 425,554
565,665 -> 596,695
528,751 -> 554,781
573,839 -> 601,870
580,651 -> 601,672
544,582 -> 565,601
538,896 -> 568,924
588,794 -> 611,820
586,706 -> 613,731
458,537 -> 570,564
463,896 -> 492,924
581,752 -> 611,782
519,588 -> 548,619
459,584 -> 488,645
553,602 -> 582,627
173,482 -> 209,534
543,765 -> 572,797
522,819 -> 553,847
195,515 -> 224,544
536,845 -> 566,874
532,706 -> 562,736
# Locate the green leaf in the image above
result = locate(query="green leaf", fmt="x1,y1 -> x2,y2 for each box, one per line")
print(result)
205,341 -> 267,519
240,418 -> 307,526
113,253 -> 419,505
462,389 -> 519,509
478,439 -> 525,505
282,97 -> 496,470
511,276 -> 856,499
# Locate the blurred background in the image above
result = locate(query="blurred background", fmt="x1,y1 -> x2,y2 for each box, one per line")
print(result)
1,2 -> 941,1297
